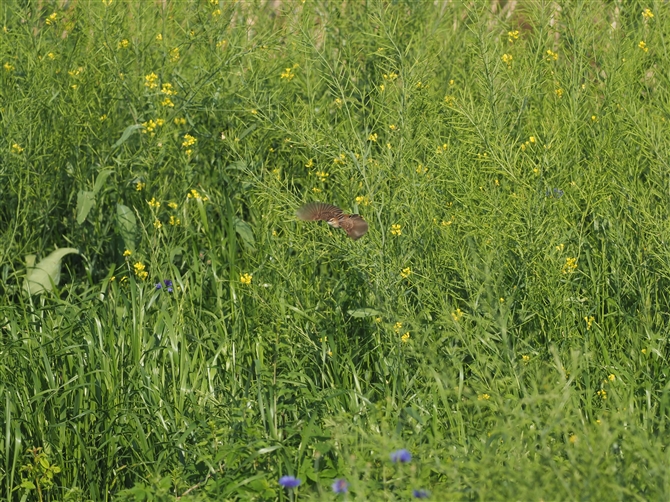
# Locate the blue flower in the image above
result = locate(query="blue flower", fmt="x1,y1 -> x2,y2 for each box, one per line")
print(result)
390,449 -> 412,463
167,287 -> 173,293
331,478 -> 348,494
163,279 -> 173,288
413,488 -> 430,498
155,283 -> 162,289
279,476 -> 301,489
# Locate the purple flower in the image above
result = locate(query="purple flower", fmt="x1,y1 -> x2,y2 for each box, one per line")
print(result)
167,287 -> 173,293
390,449 -> 412,463
331,478 -> 348,494
279,476 -> 301,489
413,488 -> 430,498
163,279 -> 173,288
155,283 -> 162,289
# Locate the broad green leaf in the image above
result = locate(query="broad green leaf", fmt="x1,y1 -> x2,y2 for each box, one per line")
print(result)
23,248 -> 79,295
112,124 -> 142,149
347,308 -> 382,318
234,217 -> 255,251
116,203 -> 136,252
92,169 -> 114,194
76,190 -> 96,224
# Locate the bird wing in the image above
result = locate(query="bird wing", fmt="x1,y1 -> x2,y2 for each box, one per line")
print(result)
340,214 -> 368,240
296,202 -> 343,221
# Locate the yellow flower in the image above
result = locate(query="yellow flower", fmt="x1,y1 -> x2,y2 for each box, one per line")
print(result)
47,52 -> 56,60
147,198 -> 161,209
379,84 -> 385,92
305,158 -> 314,168
562,257 -> 577,274
174,117 -> 186,126
182,134 -> 197,148
169,47 -> 180,62
212,8 -> 221,17
168,202 -> 178,209
501,53 -> 513,66
133,262 -> 148,280
46,13 -> 57,26
391,224 -> 402,236
334,97 -> 343,106
597,389 -> 607,400
161,83 -> 177,95
383,72 -> 398,80
569,435 -> 578,444
389,124 -> 398,131
144,72 -> 158,89
591,115 -> 597,122
99,114 -> 107,122
315,171 -> 329,182
117,39 -> 129,49
400,267 -> 412,279
155,33 -> 163,41
312,187 -> 322,193
161,97 -> 174,107
416,164 -> 427,174
240,273 -> 252,285
401,332 -> 410,343
102,0 -> 113,5
522,355 -> 530,363
368,133 -> 378,142
642,8 -> 654,19
355,195 -> 370,206
608,374 -> 616,382
555,88 -> 564,98
585,316 -> 595,330
135,182 -> 145,191
280,66 -> 296,80
449,79 -> 455,86
451,308 -> 463,322
153,219 -> 162,229
393,322 -> 403,333
216,39 -> 228,49
187,189 -> 208,201
478,394 -> 490,401
639,41 -> 648,52
507,30 -> 519,42
11,143 -> 24,154
546,49 -> 558,61
529,136 -> 536,143
4,62 -> 15,71
169,215 -> 181,226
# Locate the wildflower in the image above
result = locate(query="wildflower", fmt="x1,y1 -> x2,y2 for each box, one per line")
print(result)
46,13 -> 57,25
591,115 -> 597,122
639,41 -> 648,53
156,33 -> 162,41
315,171 -> 329,182
168,202 -> 178,209
4,62 -> 15,71
416,164 -> 427,174
499,297 -> 504,303
169,215 -> 181,226
386,143 -> 392,149
117,39 -> 129,49
280,66 -> 296,80
11,143 -> 24,154
390,449 -> 412,463
278,476 -> 301,488
383,72 -> 398,80
400,267 -> 412,279
355,195 -> 370,206
312,187 -> 321,193
413,489 -> 430,499
153,219 -> 162,229
174,117 -> 186,126
597,389 -> 607,399
507,30 -> 519,42
522,355 -> 530,363
331,479 -> 348,494
133,262 -> 148,280
562,257 -> 577,274
99,114 -> 107,121
501,53 -> 513,67
161,97 -> 174,107
144,72 -> 158,89
123,249 -> 132,257
47,52 -> 56,60
529,136 -> 536,143
401,332 -> 410,342
555,88 -> 564,98
368,133 -> 378,142
569,435 -> 578,444
169,47 -> 180,62
608,374 -> 616,382
546,49 -> 558,61
182,134 -> 197,148
393,322 -> 403,333
305,158 -> 314,169
334,97 -> 343,106
216,39 -> 227,48
187,189 -> 208,201
161,83 -> 177,95
147,198 -> 161,209
102,0 -> 113,5
212,8 -> 221,16
155,282 -> 162,289
389,124 -> 398,131
642,8 -> 654,19
379,84 -> 385,92
478,393 -> 490,401
135,182 -> 145,191
391,224 -> 402,236
240,273 -> 252,285
451,308 -> 463,322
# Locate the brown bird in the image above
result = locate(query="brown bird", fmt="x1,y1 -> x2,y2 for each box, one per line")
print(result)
296,202 -> 368,240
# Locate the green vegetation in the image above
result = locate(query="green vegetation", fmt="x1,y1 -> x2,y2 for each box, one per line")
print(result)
2,0 -> 670,499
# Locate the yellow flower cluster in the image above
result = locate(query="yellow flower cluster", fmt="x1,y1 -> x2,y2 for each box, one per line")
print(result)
401,332 -> 410,343
147,197 -> 161,209
11,143 -> 24,154
508,30 -> 519,42
169,215 -> 181,226
3,62 -> 14,72
416,164 -> 427,174
123,249 -> 132,257
642,8 -> 653,19
46,13 -> 57,26
639,41 -> 648,52
389,124 -> 398,131
240,273 -> 252,285
355,195 -> 370,206
135,182 -> 145,191
383,72 -> 398,80
280,64 -> 299,80
315,171 -> 329,182
161,83 -> 177,95
169,47 -> 180,62
187,189 -> 208,201
144,72 -> 158,89
153,220 -> 162,229
562,257 -> 577,274
368,133 -> 378,142
305,158 -> 314,168
142,118 -> 164,136
451,308 -> 463,322
118,39 -> 129,50
182,134 -> 196,148
393,322 -> 403,333
478,394 -> 490,401
400,267 -> 412,279
174,117 -> 186,126
546,49 -> 558,61
501,53 -> 513,67
555,88 -> 564,98
133,262 -> 148,280
584,316 -> 595,330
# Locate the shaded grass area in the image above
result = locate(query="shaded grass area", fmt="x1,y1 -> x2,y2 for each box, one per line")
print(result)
2,0 -> 670,499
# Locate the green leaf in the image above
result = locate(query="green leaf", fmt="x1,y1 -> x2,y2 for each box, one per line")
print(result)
92,169 -> 114,195
113,124 -> 142,149
23,248 -> 79,295
116,203 -> 136,252
234,218 -> 255,251
347,308 -> 382,318
20,480 -> 35,490
76,190 -> 96,224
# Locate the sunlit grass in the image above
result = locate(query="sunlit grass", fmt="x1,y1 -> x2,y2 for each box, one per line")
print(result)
2,0 -> 670,500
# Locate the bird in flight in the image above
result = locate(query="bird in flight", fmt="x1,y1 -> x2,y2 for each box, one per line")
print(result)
296,202 -> 368,240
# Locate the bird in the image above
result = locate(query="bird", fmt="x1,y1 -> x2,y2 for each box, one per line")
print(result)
296,202 -> 368,240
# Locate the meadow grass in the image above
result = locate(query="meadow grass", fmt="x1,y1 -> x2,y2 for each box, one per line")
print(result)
2,0 -> 670,500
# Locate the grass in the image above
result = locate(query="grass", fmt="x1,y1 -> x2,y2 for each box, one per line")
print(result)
2,0 -> 670,500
